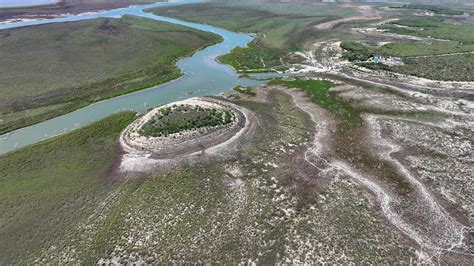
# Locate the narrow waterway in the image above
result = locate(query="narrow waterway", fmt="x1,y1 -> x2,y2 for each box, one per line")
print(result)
0,0 -> 283,154
0,0 -> 58,8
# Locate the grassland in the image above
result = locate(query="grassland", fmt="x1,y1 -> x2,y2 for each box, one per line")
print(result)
0,112 -> 136,264
383,17 -> 474,44
219,40 -> 285,72
0,15 -> 222,135
342,40 -> 474,59
392,53 -> 474,81
150,1 -> 357,71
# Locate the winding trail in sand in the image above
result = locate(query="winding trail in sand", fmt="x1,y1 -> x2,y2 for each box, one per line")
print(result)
283,87 -> 471,263
315,4 -> 381,30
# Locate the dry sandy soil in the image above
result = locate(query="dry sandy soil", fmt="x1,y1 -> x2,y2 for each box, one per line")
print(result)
315,4 -> 381,30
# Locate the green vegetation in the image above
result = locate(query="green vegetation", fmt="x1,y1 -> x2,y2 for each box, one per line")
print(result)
139,105 -> 235,137
0,92 -> 413,263
0,112 -> 136,264
383,17 -> 474,44
342,40 -> 474,58
82,91 -> 410,264
392,54 -> 474,81
340,41 -> 374,61
151,1 -> 357,70
392,4 -> 464,16
271,79 -> 410,190
0,15 -> 222,135
233,85 -> 256,96
219,41 -> 284,72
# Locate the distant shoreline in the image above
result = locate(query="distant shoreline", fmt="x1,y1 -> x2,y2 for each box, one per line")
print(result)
0,0 -> 60,9
0,1 -> 164,22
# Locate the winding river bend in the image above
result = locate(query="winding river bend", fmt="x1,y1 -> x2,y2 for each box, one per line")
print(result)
0,0 -> 274,154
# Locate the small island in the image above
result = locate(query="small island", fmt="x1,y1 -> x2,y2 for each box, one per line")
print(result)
139,104 -> 235,138
119,97 -> 255,172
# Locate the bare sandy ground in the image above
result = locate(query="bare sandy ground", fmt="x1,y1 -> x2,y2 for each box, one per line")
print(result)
315,4 -> 381,30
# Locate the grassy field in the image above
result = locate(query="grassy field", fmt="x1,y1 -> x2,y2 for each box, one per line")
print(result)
150,1 -> 357,71
393,53 -> 474,81
219,40 -> 285,72
382,17 -> 474,44
342,40 -> 474,58
0,15 -> 222,135
0,112 -> 136,264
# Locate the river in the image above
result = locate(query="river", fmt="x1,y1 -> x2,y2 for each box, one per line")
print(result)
0,0 -> 59,8
0,0 -> 287,155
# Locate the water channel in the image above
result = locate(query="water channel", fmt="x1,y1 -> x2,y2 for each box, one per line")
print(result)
0,0 -> 289,154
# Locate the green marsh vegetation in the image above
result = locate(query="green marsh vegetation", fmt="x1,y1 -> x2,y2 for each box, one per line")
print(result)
139,105 -> 235,137
150,1 -> 358,72
233,86 -> 256,96
0,15 -> 222,135
271,79 -> 410,190
0,112 -> 136,264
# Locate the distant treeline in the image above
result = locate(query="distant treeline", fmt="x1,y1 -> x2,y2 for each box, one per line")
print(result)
392,3 -> 464,15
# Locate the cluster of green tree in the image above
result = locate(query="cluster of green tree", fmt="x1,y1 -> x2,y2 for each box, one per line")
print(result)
356,62 -> 391,71
340,42 -> 373,62
139,105 -> 235,137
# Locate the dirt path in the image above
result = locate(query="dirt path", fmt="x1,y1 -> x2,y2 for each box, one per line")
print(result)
315,4 -> 381,30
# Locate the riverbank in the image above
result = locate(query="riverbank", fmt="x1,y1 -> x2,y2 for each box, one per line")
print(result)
0,15 -> 222,135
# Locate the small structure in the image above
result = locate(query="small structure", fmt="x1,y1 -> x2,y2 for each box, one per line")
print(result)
369,54 -> 383,63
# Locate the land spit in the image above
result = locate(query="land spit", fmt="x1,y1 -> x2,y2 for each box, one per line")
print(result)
119,97 -> 257,173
